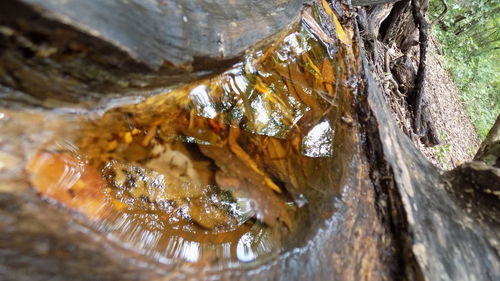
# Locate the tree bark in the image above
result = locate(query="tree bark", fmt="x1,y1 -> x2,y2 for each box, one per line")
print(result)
475,115 -> 500,167
0,0 -> 498,280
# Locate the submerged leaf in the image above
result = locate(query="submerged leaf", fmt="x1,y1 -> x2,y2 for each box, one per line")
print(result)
228,127 -> 282,193
199,144 -> 292,229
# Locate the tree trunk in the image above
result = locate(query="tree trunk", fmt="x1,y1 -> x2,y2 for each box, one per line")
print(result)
474,115 -> 500,167
0,0 -> 498,280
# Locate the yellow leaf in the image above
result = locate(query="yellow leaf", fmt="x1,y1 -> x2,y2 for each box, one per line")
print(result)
122,132 -> 133,144
321,58 -> 334,84
322,0 -> 350,45
255,77 -> 270,94
106,140 -> 118,151
304,53 -> 322,77
228,127 -> 282,193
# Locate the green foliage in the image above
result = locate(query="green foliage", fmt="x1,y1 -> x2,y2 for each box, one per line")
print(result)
428,0 -> 500,140
433,143 -> 451,166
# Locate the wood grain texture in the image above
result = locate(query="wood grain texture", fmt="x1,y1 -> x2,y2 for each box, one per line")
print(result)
0,0 -> 308,106
20,0 -> 309,69
0,1 -> 498,280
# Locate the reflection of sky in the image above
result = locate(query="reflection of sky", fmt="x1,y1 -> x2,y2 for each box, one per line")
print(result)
179,240 -> 200,262
275,32 -> 310,62
96,207 -> 281,264
233,75 -> 249,94
251,94 -> 271,128
237,232 -> 257,262
302,119 -> 334,157
49,154 -> 83,191
189,85 -> 217,119
236,226 -> 275,263
285,33 -> 307,55
97,211 -> 278,265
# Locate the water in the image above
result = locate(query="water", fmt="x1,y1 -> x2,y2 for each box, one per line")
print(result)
23,6 -> 357,268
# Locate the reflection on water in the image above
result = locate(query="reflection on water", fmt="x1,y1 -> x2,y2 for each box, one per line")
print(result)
25,5 -> 355,267
27,151 -> 109,220
189,85 -> 217,119
236,224 -> 275,263
302,119 -> 334,157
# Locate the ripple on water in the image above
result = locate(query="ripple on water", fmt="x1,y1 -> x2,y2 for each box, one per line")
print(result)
25,7 -> 357,267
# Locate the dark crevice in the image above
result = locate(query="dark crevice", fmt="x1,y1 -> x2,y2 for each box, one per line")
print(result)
379,0 -> 410,42
355,15 -> 425,281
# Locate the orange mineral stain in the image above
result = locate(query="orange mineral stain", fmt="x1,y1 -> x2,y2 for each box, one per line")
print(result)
26,152 -> 110,220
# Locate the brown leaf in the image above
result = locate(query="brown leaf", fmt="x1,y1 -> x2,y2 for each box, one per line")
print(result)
198,144 -> 292,229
